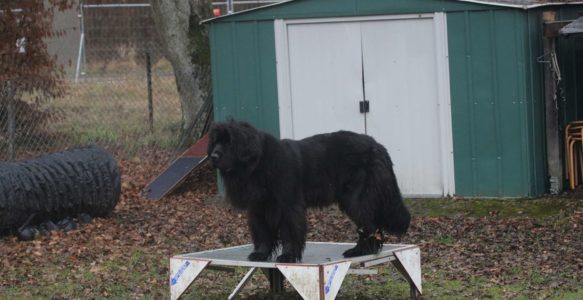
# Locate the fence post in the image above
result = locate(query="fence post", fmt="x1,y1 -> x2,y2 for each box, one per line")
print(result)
5,81 -> 17,160
146,50 -> 154,134
227,0 -> 234,14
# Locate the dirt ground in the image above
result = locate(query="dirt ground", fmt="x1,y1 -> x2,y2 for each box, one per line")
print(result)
1,155 -> 582,299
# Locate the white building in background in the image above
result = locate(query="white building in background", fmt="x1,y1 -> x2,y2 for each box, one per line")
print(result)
48,2 -> 81,78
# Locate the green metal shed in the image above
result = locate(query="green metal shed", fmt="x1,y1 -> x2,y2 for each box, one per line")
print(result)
204,0 -> 583,198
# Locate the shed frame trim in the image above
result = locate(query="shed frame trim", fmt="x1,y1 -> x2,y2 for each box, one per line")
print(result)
277,13 -> 436,25
434,12 -> 456,197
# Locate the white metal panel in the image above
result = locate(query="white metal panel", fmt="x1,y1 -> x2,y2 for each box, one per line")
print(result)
394,247 -> 422,294
322,261 -> 351,300
277,264 -> 320,299
169,258 -> 209,300
278,21 -> 365,139
276,261 -> 351,300
361,17 -> 447,197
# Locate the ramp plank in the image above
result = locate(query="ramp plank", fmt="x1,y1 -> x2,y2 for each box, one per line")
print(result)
144,134 -> 209,200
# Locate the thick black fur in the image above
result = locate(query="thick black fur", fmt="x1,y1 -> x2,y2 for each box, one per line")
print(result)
208,120 -> 411,263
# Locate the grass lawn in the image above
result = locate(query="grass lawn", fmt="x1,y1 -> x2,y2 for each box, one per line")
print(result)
3,59 -> 184,161
45,75 -> 183,157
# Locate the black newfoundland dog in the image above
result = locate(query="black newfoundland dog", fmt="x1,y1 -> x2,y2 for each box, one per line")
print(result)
208,120 -> 410,263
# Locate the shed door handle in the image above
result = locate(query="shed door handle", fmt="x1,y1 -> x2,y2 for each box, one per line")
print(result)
359,100 -> 369,113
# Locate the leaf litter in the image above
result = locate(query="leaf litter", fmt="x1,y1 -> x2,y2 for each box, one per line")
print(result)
0,154 -> 582,299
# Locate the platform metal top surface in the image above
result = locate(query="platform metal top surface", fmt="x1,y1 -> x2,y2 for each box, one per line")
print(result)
174,242 -> 417,268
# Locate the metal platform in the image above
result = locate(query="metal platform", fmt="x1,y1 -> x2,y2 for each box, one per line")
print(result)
170,242 -> 422,300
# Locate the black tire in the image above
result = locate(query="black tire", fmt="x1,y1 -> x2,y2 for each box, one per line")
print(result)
0,146 -> 121,234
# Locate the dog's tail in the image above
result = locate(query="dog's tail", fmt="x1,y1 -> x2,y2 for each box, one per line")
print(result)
370,145 -> 411,236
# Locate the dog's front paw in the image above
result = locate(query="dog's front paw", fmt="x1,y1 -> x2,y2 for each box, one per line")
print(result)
342,246 -> 363,258
343,239 -> 383,257
276,253 -> 300,263
248,251 -> 270,261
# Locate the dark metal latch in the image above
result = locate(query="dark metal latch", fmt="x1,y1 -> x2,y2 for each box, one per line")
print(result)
359,100 -> 370,113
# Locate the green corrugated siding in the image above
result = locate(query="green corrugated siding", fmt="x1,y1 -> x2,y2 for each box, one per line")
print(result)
209,21 -> 279,135
207,0 -> 553,197
447,9 -> 545,197
524,10 -> 549,196
525,9 -> 546,197
532,10 -> 547,196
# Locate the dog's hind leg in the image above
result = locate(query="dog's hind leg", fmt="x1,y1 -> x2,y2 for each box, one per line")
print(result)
338,171 -> 384,258
342,226 -> 384,257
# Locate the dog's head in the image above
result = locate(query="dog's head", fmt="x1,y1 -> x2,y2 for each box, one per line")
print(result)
207,119 -> 263,175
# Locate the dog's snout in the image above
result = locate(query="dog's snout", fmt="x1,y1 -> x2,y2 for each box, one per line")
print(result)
210,147 -> 222,161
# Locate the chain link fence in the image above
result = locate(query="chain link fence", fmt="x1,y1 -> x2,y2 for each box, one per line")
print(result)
0,1 -> 282,162
1,3 -> 187,162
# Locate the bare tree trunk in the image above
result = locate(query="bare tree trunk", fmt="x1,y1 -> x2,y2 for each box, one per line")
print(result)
150,0 -> 211,148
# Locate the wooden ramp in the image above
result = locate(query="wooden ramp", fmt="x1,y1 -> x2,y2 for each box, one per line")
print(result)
144,134 -> 209,200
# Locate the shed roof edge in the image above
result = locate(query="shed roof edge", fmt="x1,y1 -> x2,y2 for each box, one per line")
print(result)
202,0 -> 583,23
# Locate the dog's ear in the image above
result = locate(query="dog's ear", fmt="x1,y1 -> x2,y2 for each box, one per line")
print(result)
230,121 -> 263,164
207,122 -> 228,154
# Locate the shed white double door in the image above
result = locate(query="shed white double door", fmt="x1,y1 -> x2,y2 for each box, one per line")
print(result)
275,14 -> 454,197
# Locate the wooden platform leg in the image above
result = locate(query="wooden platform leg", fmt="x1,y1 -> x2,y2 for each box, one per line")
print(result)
410,283 -> 421,299
263,268 -> 284,294
228,267 -> 257,300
